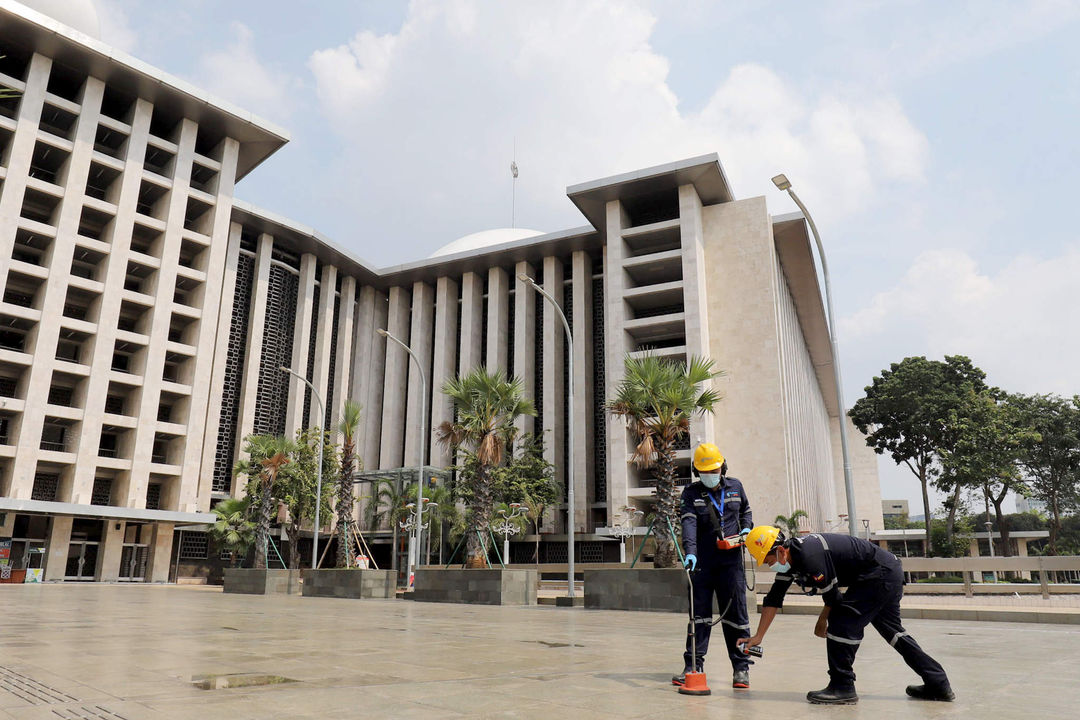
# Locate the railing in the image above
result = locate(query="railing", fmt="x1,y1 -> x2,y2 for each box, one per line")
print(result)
40,440 -> 69,453
899,556 -> 1080,599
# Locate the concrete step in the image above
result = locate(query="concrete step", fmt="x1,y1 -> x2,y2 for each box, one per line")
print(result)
538,595 -> 584,607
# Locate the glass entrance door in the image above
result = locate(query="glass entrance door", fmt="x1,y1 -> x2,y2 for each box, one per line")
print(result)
119,544 -> 148,581
64,542 -> 99,580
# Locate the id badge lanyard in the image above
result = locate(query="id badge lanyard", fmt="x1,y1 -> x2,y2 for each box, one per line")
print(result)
708,485 -> 726,536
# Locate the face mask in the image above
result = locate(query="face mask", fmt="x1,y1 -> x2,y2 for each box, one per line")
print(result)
769,561 -> 791,573
699,473 -> 720,489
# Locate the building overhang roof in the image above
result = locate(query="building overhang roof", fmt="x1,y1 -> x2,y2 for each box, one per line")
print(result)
0,0 -> 289,180
772,211 -> 840,416
567,153 -> 735,231
0,497 -> 216,526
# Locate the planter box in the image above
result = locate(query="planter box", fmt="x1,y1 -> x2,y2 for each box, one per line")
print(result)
301,569 -> 396,599
584,568 -> 688,612
412,568 -> 537,606
222,568 -> 301,595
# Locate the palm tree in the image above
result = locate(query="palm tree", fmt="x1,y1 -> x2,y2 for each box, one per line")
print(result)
208,498 -> 254,568
609,355 -> 721,568
336,401 -> 363,568
774,509 -> 809,538
521,491 -> 546,564
436,367 -> 535,568
365,476 -> 410,570
234,434 -> 295,570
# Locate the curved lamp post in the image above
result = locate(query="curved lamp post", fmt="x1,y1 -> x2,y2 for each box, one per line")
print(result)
771,174 -> 858,536
611,505 -> 644,564
518,273 -> 575,598
377,328 -> 428,588
279,366 -> 324,569
493,503 -> 526,564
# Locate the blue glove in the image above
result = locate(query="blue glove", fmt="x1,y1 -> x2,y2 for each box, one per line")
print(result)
683,554 -> 697,571
739,528 -> 751,538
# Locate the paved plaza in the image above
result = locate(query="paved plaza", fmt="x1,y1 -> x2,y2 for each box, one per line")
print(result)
1,585 -> 1078,719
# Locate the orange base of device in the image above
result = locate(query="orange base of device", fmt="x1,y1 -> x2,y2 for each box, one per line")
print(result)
677,671 -> 711,695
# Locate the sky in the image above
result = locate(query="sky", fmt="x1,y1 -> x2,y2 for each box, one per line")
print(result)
19,0 -> 1080,517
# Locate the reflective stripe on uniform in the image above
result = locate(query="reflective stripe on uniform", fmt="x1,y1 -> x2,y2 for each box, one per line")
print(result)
775,573 -> 793,581
889,631 -> 910,647
810,533 -> 830,551
720,618 -> 751,630
825,633 -> 861,646
681,513 -> 695,520
820,578 -> 838,593
694,617 -> 712,624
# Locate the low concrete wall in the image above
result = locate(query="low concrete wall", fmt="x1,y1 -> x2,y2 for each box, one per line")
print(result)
412,568 -> 537,606
222,568 -> 301,595
301,569 -> 396,599
584,569 -> 688,613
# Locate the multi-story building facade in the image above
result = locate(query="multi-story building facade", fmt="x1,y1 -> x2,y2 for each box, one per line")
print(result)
0,3 -> 880,582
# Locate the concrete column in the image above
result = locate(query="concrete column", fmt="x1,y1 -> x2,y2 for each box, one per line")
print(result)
513,262 -> 537,439
542,256 -> 567,530
196,221 -> 242,504
350,286 -> 377,466
128,118 -> 199,509
9,75 -> 104,499
332,276 -> 357,441
43,516 -> 73,582
145,521 -> 174,583
235,233 -> 273,468
430,277 -> 459,468
571,251 -> 595,531
678,184 -> 715,447
285,254 -> 317,434
404,281 -> 435,467
361,291 -> 389,470
458,272 -> 484,372
604,201 -> 633,520
309,264 -> 337,430
97,520 -> 125,582
379,286 -> 411,469
0,53 -> 50,294
183,138 -> 240,513
486,267 -> 509,373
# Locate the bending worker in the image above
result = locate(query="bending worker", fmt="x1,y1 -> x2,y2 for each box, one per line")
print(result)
672,443 -> 753,690
737,526 -> 954,705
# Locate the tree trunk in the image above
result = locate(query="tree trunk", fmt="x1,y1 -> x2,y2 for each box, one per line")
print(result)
286,523 -> 300,569
336,443 -> 354,569
254,479 -> 274,569
534,519 -> 541,564
919,465 -> 933,557
652,444 -> 679,569
466,464 -> 494,567
992,493 -> 1011,557
945,483 -> 961,554
1049,491 -> 1061,556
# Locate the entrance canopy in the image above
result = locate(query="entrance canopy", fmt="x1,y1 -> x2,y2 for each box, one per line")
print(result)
0,497 -> 216,526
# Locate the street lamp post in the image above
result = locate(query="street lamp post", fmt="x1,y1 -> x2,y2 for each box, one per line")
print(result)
280,366 -> 325,570
772,174 -> 858,537
377,328 -> 428,588
518,273 -> 576,598
611,506 -> 644,564
493,503 -> 526,565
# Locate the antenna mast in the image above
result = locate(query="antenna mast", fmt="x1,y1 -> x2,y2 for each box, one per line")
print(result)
510,138 -> 518,228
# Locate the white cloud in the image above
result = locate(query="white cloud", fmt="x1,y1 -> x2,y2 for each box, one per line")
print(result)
92,0 -> 137,52
305,0 -> 928,262
842,244 -> 1080,396
195,22 -> 299,126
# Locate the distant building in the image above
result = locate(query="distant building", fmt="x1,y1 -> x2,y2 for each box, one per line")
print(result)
882,499 -> 909,519
1015,497 -> 1046,514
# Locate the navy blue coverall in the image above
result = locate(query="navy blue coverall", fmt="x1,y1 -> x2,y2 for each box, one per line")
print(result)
762,533 -> 950,692
679,476 -> 753,672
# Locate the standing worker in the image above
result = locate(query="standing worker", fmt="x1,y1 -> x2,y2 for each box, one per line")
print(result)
737,526 -> 954,704
672,443 -> 754,689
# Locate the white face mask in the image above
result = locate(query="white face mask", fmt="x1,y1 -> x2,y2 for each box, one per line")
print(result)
699,473 -> 721,489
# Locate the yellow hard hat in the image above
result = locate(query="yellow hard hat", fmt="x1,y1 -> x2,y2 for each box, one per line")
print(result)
693,443 -> 725,472
745,526 -> 782,566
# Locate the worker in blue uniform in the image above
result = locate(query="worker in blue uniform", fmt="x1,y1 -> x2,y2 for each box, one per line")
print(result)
671,443 -> 754,690
739,526 -> 954,705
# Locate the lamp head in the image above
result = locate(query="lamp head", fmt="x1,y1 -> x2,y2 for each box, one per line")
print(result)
772,174 -> 791,191
517,273 -> 533,284
279,366 -> 290,374
376,328 -> 389,338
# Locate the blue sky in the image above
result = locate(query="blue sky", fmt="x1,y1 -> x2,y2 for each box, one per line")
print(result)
24,1 -> 1080,515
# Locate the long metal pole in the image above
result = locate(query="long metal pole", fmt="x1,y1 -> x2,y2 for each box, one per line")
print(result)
783,188 -> 858,537
280,367 -> 324,569
523,278 -> 575,598
379,330 -> 427,588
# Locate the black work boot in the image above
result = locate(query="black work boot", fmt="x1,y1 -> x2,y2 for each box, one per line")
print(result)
906,683 -> 955,701
732,670 -> 750,689
807,686 -> 858,704
672,663 -> 703,686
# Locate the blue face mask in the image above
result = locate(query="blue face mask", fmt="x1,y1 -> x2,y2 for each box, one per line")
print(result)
699,473 -> 721,489
769,561 -> 791,573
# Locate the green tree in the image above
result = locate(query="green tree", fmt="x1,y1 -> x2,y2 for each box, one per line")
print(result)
774,509 -> 809,537
1013,394 -> 1080,554
365,476 -> 410,570
278,427 -> 336,569
234,434 -> 296,569
436,367 -> 535,568
335,401 -> 363,568
208,497 -> 254,568
608,355 -> 721,568
491,433 -> 559,507
850,355 -> 987,556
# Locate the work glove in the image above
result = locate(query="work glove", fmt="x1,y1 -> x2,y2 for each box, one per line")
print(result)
683,554 -> 697,571
739,528 -> 751,538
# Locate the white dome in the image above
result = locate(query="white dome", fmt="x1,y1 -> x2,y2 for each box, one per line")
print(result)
20,0 -> 102,39
430,228 -> 544,258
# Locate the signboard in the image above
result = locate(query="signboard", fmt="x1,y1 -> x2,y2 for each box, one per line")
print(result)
0,537 -> 11,560
24,569 -> 43,583
0,566 -> 10,580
